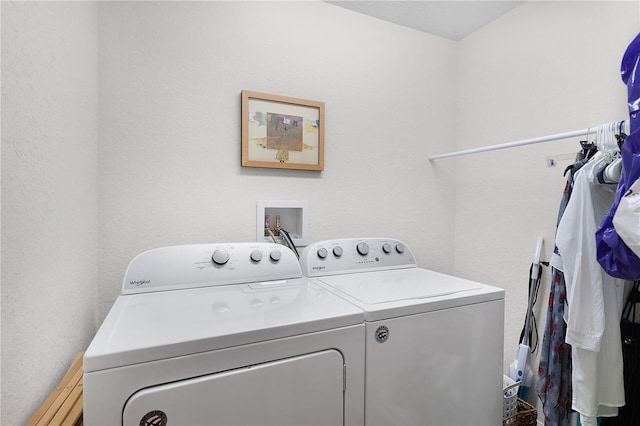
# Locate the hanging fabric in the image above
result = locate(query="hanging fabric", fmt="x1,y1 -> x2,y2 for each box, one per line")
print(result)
555,150 -> 626,426
602,281 -> 640,425
596,32 -> 640,280
617,282 -> 640,421
536,160 -> 580,426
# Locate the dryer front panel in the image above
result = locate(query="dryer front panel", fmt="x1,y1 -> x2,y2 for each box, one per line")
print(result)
123,349 -> 345,426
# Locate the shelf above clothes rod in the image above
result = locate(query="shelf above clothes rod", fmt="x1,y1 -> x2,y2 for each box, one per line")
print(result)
428,128 -> 594,161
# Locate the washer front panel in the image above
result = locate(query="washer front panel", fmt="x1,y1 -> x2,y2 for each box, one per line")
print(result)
364,299 -> 504,425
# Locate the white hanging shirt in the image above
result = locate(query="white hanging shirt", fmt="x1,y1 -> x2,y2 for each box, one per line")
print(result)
555,152 -> 625,424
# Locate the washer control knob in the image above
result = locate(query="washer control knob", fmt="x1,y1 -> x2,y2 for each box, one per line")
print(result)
270,249 -> 282,262
317,248 -> 328,259
250,250 -> 263,262
212,249 -> 230,265
382,243 -> 392,254
333,246 -> 343,257
356,242 -> 370,256
396,243 -> 405,254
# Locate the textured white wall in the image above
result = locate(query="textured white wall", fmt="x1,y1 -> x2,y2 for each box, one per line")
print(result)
97,1 -> 458,321
1,2 -> 98,425
6,1 -> 636,424
454,0 -> 639,417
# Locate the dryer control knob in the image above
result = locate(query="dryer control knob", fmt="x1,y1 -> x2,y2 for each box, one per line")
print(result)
382,243 -> 392,254
250,250 -> 263,262
212,249 -> 230,265
270,249 -> 282,262
357,242 -> 370,256
396,243 -> 405,254
317,248 -> 328,259
333,246 -> 343,257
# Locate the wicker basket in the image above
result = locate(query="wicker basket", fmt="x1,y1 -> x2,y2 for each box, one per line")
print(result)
513,398 -> 537,426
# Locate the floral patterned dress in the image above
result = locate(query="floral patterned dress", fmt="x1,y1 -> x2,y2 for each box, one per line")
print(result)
536,161 -> 586,426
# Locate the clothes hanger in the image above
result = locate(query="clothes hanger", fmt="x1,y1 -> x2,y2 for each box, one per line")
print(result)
596,122 -> 621,164
595,121 -> 626,184
616,120 -> 628,150
563,135 -> 598,176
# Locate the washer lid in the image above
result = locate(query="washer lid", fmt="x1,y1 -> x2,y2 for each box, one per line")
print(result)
84,279 -> 363,372
316,268 -> 504,320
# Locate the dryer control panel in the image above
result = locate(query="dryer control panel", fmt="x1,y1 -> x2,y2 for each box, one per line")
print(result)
300,238 -> 417,277
122,242 -> 301,294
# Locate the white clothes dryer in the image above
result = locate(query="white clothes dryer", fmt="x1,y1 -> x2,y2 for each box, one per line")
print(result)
84,242 -> 365,426
300,238 -> 505,426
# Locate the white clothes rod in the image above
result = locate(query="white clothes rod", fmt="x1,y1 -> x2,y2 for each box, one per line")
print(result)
428,127 -> 596,160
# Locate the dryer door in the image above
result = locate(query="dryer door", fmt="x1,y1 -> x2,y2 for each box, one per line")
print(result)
123,349 -> 345,426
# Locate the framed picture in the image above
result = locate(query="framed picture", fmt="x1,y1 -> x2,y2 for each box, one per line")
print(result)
242,90 -> 324,171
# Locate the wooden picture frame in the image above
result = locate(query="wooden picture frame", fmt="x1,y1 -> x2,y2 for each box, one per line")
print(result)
242,90 -> 324,171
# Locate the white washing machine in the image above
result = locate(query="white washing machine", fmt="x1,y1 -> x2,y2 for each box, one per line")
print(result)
84,242 -> 365,426
300,238 -> 505,426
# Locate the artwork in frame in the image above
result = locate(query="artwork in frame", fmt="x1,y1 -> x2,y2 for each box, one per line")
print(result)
242,90 -> 324,171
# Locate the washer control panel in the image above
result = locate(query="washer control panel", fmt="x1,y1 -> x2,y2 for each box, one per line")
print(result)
122,243 -> 300,294
300,238 -> 417,277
